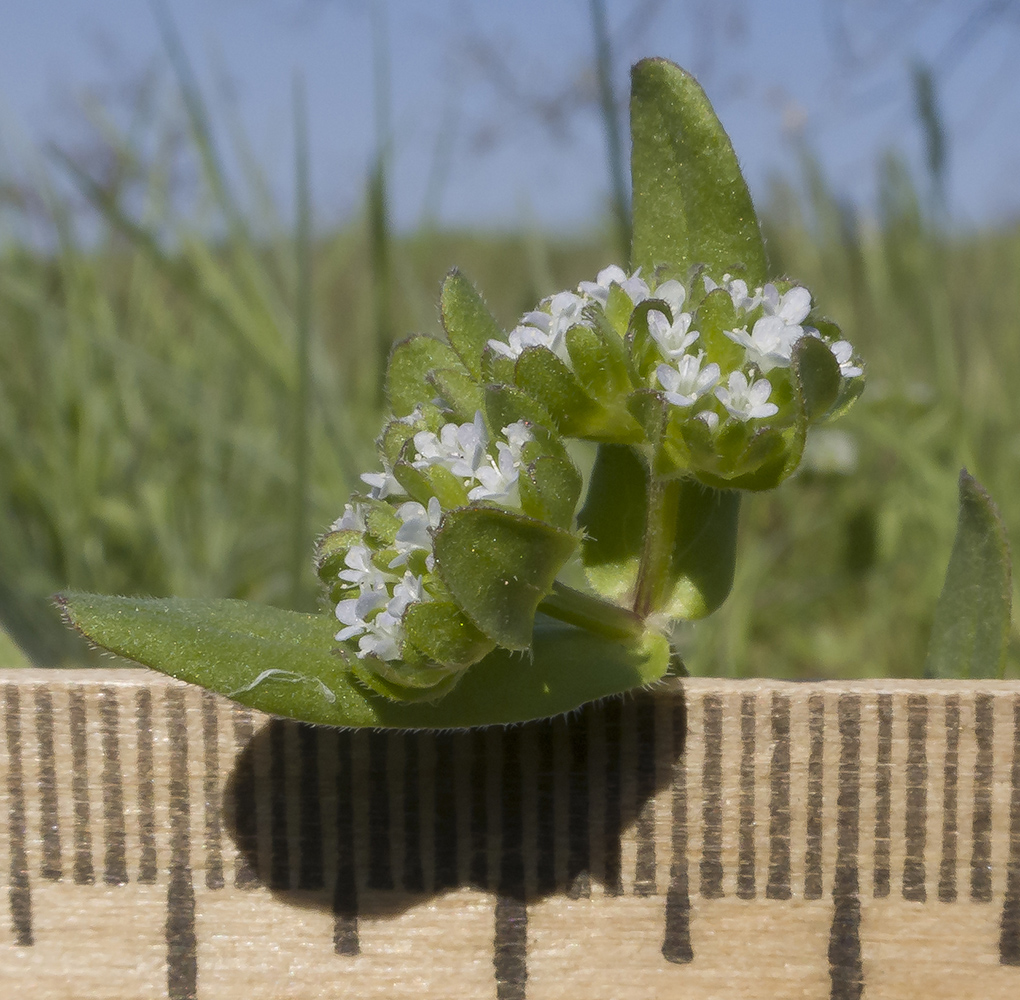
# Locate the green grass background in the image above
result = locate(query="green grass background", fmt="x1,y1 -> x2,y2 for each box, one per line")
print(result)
1,60 -> 1017,679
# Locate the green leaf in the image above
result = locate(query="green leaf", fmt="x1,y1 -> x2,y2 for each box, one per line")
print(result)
661,481 -> 741,619
578,444 -> 649,601
434,507 -> 578,649
484,383 -> 555,433
565,323 -> 631,400
924,471 -> 1012,679
57,593 -> 670,727
793,335 -> 841,422
630,58 -> 766,286
519,455 -> 583,530
694,287 -> 745,373
428,367 -> 485,424
386,335 -> 465,417
514,346 -> 605,436
402,600 -> 496,668
440,269 -> 504,380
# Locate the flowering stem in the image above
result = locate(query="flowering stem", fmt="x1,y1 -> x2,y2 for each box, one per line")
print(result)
538,582 -> 645,642
633,476 -> 681,618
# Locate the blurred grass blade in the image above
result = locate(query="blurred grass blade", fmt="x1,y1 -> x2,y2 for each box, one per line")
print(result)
290,74 -> 313,606
925,470 -> 1012,679
589,0 -> 630,262
57,593 -> 671,727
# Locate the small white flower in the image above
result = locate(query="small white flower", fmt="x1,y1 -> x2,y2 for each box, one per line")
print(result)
761,283 -> 812,325
332,503 -> 367,532
388,571 -> 427,617
651,278 -> 687,317
360,461 -> 403,500
390,497 -> 442,569
578,265 -> 650,308
356,611 -> 404,661
656,354 -> 721,408
715,371 -> 779,420
704,273 -> 761,312
831,340 -> 863,378
468,421 -> 533,502
578,264 -> 628,306
725,316 -> 807,373
338,544 -> 395,592
648,308 -> 699,359
413,412 -> 489,479
697,409 -> 720,432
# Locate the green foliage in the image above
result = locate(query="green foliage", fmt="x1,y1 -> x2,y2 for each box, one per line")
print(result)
434,508 -> 579,650
925,471 -> 1011,679
630,59 -> 767,285
57,593 -> 670,727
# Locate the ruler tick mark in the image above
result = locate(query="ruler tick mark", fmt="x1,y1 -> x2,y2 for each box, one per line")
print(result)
99,688 -> 128,885
973,692 -> 995,902
939,695 -> 960,903
828,694 -> 863,1000
805,694 -> 825,900
68,688 -> 94,886
1000,696 -> 1020,965
201,692 -> 224,891
700,694 -> 724,899
873,693 -> 892,898
4,684 -> 32,946
165,687 -> 197,1000
903,694 -> 928,902
738,692 -> 757,899
33,687 -> 61,881
135,689 -> 157,884
662,696 -> 693,964
766,693 -> 792,900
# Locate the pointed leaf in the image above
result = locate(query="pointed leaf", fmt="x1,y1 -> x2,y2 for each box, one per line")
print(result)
630,58 -> 766,285
57,593 -> 669,727
386,335 -> 465,416
402,600 -> 496,668
514,346 -> 604,435
428,367 -> 485,424
519,455 -> 583,529
434,507 -> 578,649
925,471 -> 1012,679
565,323 -> 632,400
441,269 -> 504,380
793,334 -> 841,422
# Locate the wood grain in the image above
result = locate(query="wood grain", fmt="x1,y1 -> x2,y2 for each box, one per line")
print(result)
1,670 -> 1019,999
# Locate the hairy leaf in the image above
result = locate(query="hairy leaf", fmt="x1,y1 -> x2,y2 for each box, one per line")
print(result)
57,594 -> 670,727
630,58 -> 766,285
925,471 -> 1012,679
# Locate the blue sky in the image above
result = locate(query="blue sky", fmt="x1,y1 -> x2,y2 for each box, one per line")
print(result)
1,0 -> 1018,231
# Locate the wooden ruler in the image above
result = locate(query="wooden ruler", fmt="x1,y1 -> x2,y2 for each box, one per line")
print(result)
2,670 -> 1020,999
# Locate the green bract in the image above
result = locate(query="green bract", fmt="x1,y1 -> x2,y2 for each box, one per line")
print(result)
59,58 -> 865,727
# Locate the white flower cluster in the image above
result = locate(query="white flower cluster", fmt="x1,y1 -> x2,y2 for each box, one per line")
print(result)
333,413 -> 534,660
487,264 -> 653,362
652,272 -> 863,428
486,264 -> 861,432
334,497 -> 440,661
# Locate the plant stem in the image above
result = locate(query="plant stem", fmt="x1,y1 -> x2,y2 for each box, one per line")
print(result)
538,582 -> 645,642
633,476 -> 680,617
